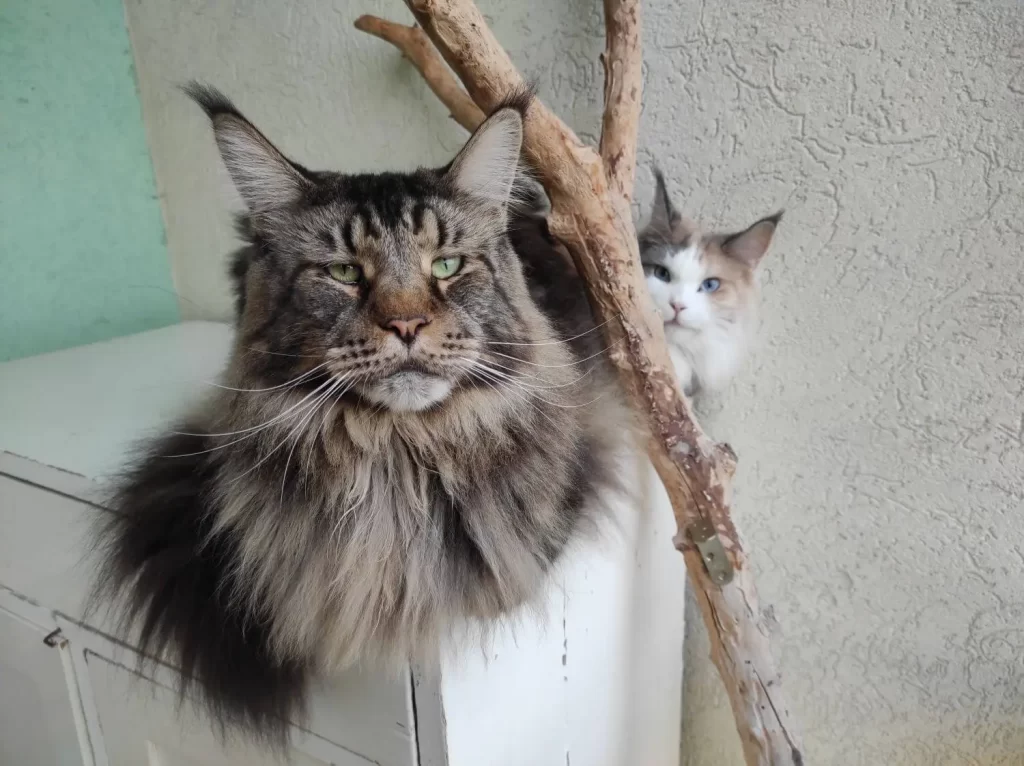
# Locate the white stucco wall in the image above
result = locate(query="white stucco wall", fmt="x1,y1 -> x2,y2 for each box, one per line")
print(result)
125,0 -> 1024,763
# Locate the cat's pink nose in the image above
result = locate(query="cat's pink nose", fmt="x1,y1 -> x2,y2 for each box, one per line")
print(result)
670,300 -> 686,314
384,315 -> 430,344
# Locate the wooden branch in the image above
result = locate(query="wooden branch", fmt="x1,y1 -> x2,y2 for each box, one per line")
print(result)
357,3 -> 804,764
354,15 -> 483,130
599,0 -> 643,208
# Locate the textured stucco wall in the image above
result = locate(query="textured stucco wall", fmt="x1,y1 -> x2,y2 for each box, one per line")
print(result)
125,1 -> 1024,763
0,0 -> 178,362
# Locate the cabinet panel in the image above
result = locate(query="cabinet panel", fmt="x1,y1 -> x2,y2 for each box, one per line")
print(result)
86,651 -> 375,766
0,609 -> 84,766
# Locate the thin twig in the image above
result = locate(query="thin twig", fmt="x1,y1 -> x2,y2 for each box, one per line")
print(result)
355,15 -> 483,130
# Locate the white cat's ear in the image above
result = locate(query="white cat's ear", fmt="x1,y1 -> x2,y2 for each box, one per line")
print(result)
186,83 -> 312,213
446,107 -> 524,207
642,167 -> 695,243
720,212 -> 783,267
649,168 -> 680,232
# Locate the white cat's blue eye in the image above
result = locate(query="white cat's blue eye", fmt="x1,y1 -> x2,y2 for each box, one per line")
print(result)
643,263 -> 671,283
700,278 -> 720,293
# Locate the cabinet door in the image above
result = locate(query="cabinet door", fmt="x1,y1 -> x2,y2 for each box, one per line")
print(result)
83,651 -> 380,766
85,651 -> 376,766
0,609 -> 85,766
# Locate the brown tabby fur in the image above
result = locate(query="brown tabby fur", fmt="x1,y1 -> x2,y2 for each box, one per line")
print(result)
90,84 -> 630,744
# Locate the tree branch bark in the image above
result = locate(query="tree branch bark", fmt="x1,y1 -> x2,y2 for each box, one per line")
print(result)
599,0 -> 643,208
354,15 -> 484,130
357,2 -> 804,763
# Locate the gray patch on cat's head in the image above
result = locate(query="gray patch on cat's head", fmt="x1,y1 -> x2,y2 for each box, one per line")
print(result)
639,165 -> 694,252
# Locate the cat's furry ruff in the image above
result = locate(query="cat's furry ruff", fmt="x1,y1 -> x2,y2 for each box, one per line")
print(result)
639,169 -> 780,395
90,85 -> 627,745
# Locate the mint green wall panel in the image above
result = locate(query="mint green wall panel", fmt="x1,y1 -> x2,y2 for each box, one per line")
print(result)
0,0 -> 179,362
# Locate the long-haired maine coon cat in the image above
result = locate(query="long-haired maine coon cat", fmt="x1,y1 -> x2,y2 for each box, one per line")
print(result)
91,85 -> 629,743
639,170 -> 780,395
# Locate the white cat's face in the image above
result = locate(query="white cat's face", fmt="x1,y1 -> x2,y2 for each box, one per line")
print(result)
637,169 -> 780,391
642,244 -> 721,332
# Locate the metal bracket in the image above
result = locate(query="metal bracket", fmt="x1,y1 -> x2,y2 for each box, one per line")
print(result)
42,628 -> 66,648
689,519 -> 734,586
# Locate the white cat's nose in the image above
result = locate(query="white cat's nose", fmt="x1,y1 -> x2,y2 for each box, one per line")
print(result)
670,300 -> 686,315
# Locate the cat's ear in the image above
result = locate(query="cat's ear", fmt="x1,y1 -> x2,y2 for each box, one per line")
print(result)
446,107 -> 524,207
186,83 -> 312,213
650,167 -> 680,230
642,167 -> 693,243
720,212 -> 782,267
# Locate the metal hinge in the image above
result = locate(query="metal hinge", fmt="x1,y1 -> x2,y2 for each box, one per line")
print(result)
689,519 -> 734,586
42,628 -> 66,648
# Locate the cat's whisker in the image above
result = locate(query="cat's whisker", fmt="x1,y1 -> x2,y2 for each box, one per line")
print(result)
469,361 -> 602,410
462,366 -> 565,432
472,356 -> 596,390
167,375 -> 351,459
242,345 -> 323,359
179,376 -> 339,439
280,377 -> 349,502
203,362 -> 332,393
236,377 -> 348,487
482,315 -> 619,347
486,341 -> 618,369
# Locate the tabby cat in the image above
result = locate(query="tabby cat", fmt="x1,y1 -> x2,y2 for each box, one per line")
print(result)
91,85 -> 626,744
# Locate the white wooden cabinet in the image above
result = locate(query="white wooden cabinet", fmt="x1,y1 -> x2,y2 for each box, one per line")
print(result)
0,322 -> 685,766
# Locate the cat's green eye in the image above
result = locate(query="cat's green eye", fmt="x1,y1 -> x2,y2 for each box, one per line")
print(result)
431,256 -> 463,280
328,263 -> 363,284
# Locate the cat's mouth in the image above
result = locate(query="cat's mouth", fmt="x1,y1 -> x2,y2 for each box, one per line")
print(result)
359,369 -> 453,413
666,317 -> 698,330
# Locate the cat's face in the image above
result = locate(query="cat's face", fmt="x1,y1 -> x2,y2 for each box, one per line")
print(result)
639,170 -> 779,341
192,86 -> 537,413
642,242 -> 755,333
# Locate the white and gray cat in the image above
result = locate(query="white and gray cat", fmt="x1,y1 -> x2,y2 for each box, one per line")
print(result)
639,170 -> 780,395
519,169 -> 779,395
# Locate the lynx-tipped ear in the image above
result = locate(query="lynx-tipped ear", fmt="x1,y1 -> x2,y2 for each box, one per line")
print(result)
185,83 -> 311,213
447,108 -> 524,207
641,167 -> 693,244
720,212 -> 782,267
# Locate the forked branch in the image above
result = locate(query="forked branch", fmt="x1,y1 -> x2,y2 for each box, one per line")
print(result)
354,16 -> 484,130
356,2 -> 804,763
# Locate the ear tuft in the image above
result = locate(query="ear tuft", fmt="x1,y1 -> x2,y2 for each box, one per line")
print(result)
720,211 -> 782,267
447,107 -> 524,207
182,82 -> 239,120
641,166 -> 691,244
184,82 -> 310,213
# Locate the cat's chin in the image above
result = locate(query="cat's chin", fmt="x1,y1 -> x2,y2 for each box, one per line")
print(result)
665,320 -> 702,336
360,371 -> 453,413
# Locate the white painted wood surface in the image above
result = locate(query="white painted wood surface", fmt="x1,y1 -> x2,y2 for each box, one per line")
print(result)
0,322 -> 685,766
